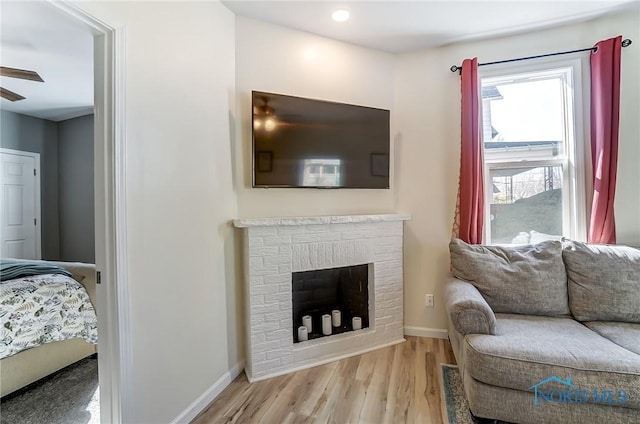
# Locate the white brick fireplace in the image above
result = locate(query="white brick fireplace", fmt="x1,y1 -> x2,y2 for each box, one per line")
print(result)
234,214 -> 410,382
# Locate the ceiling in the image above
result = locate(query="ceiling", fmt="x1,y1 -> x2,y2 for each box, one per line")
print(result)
1,1 -> 637,122
0,1 -> 94,122
222,0 -> 638,53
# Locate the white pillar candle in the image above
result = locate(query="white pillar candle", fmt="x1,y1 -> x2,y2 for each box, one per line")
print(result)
298,326 -> 308,342
331,309 -> 341,327
352,316 -> 362,330
302,315 -> 313,333
322,314 -> 332,335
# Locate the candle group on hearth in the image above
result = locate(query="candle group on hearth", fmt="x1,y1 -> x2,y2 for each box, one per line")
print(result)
296,309 -> 363,342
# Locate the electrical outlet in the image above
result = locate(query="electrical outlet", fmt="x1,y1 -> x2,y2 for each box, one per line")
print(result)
425,294 -> 434,308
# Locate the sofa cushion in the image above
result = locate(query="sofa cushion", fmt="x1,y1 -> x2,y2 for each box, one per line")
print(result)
449,239 -> 569,316
463,372 -> 640,424
563,240 -> 640,323
464,314 -> 640,409
584,321 -> 640,355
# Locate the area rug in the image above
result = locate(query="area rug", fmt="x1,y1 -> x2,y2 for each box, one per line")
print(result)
441,364 -> 473,424
0,356 -> 99,424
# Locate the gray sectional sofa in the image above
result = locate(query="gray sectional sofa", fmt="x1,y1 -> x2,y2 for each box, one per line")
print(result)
444,239 -> 640,424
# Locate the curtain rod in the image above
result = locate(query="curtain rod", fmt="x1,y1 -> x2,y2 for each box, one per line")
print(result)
450,38 -> 632,73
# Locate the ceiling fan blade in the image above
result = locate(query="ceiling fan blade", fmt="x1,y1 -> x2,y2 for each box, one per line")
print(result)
0,87 -> 25,102
0,66 -> 44,82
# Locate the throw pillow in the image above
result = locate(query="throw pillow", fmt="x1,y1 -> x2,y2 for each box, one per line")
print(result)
449,238 -> 569,316
563,240 -> 640,323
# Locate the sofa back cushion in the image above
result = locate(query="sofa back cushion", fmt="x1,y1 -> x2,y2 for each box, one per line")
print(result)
563,240 -> 640,323
449,238 -> 569,316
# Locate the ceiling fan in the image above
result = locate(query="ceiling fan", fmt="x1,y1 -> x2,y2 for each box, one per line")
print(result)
254,96 -> 303,120
0,66 -> 44,102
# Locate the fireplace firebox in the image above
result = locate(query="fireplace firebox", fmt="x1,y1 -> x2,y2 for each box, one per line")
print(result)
292,264 -> 370,343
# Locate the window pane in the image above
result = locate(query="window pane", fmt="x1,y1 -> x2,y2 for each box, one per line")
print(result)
489,166 -> 563,244
482,75 -> 567,160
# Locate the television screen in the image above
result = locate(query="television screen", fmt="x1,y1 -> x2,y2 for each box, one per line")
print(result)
252,91 -> 390,188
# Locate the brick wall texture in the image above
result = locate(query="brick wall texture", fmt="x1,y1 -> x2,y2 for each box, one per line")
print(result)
242,220 -> 405,381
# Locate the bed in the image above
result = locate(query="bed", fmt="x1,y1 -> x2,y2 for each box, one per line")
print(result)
0,260 -> 98,397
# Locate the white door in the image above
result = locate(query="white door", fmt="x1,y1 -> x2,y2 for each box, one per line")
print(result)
0,149 -> 41,259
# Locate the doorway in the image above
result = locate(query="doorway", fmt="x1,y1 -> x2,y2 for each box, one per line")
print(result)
0,1 -> 129,422
50,2 -> 131,423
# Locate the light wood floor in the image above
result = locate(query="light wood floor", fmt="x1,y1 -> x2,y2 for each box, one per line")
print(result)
192,336 -> 456,424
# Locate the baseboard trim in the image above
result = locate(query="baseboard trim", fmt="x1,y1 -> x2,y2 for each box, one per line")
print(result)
404,326 -> 448,339
170,360 -> 245,424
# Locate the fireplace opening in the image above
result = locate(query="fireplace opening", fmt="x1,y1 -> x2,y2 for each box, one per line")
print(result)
292,263 -> 370,343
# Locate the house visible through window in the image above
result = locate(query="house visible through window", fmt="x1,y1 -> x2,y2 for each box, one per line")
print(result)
481,65 -> 585,244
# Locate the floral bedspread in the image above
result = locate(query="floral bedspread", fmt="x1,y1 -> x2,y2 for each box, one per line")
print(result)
0,273 -> 98,359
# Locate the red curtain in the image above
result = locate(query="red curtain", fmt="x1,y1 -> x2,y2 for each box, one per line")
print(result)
452,58 -> 484,244
588,36 -> 622,244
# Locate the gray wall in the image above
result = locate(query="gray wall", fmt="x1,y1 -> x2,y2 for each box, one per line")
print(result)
1,110 -> 60,260
0,110 -> 95,262
58,114 -> 95,262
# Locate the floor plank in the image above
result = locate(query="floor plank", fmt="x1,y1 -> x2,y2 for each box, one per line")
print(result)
192,336 -> 456,424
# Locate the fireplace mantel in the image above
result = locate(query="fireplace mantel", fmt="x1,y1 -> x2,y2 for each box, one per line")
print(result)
234,213 -> 411,228
234,213 -> 410,382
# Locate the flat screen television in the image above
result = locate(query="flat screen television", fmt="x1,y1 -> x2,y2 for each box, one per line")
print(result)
252,91 -> 390,188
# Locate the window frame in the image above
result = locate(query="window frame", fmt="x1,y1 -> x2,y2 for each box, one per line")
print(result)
479,58 -> 587,244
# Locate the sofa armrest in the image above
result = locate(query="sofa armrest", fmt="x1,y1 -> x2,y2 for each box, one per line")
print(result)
444,278 -> 497,336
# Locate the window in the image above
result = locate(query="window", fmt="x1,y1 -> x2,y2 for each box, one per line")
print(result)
302,159 -> 342,187
481,63 -> 586,244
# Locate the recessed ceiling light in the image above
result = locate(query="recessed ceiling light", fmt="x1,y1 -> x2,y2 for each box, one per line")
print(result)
332,9 -> 350,22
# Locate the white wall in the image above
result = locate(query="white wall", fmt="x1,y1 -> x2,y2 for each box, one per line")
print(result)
395,11 -> 640,331
611,14 -> 640,246
234,17 -> 396,217
234,10 -> 639,344
74,2 -> 239,423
